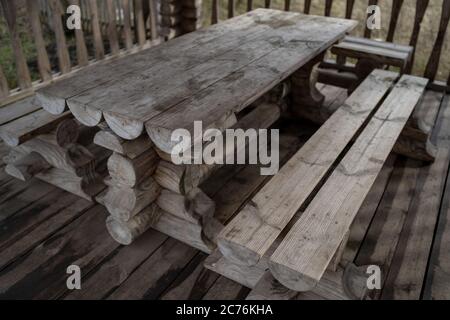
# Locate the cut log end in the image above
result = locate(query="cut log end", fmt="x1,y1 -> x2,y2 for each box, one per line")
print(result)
36,92 -> 66,115
217,238 -> 262,267
106,216 -> 134,245
67,99 -> 102,127
0,130 -> 19,147
146,125 -> 177,155
104,111 -> 144,140
268,260 -> 319,293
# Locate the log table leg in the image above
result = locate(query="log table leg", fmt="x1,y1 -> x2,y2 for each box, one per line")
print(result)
290,53 -> 326,115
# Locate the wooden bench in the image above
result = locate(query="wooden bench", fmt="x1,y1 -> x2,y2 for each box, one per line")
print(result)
320,36 -> 414,92
216,70 -> 428,293
332,36 -> 413,71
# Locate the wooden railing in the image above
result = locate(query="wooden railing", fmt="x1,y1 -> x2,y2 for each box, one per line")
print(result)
0,0 -> 202,106
211,0 -> 450,88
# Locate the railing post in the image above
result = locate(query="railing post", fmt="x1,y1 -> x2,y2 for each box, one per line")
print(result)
160,0 -> 203,39
181,0 -> 203,33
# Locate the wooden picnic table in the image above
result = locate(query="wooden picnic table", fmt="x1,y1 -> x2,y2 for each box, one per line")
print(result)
33,9 -> 357,250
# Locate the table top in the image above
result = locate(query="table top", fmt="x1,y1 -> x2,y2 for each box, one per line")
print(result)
38,9 -> 357,153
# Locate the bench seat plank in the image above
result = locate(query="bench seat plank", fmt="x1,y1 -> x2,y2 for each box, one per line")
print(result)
343,36 -> 413,55
269,75 -> 428,292
217,70 -> 397,267
332,41 -> 411,68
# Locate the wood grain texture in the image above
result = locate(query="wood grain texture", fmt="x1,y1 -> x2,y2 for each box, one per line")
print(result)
146,10 -> 357,151
0,96 -> 41,126
121,0 -> 133,49
104,175 -> 160,221
38,10 -> 278,116
106,0 -> 120,55
407,0 -> 430,73
48,0 -> 71,74
424,0 -> 450,81
0,0 -> 31,89
383,96 -> 450,300
0,65 -> 8,98
94,127 -> 153,159
69,0 -> 89,67
88,0 -> 105,60
134,0 -> 146,46
26,0 -> 52,81
0,109 -> 72,147
107,149 -> 159,187
269,75 -> 428,292
70,10 -> 286,132
65,230 -> 168,299
218,70 -> 396,267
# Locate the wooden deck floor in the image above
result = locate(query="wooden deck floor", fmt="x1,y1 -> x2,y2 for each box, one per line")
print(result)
1,87 -> 450,300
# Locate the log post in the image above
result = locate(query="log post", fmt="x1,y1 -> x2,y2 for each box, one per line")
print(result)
290,53 -> 326,114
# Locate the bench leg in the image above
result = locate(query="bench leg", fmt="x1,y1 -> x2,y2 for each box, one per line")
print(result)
290,54 -> 326,113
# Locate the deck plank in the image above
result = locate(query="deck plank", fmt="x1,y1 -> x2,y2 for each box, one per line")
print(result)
381,95 -> 450,300
0,204 -> 113,298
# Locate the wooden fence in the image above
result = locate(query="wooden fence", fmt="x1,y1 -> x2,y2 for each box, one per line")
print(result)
0,0 -> 202,105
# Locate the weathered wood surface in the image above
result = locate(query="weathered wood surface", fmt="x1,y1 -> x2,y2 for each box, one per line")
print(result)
94,127 -> 153,159
331,39 -> 412,69
0,96 -> 41,127
423,97 -> 450,300
26,0 -> 52,81
0,0 -> 32,90
36,9 -> 287,115
297,82 -> 442,162
1,88 -> 449,300
107,149 -> 159,188
242,156 -> 397,300
39,9 -> 355,143
106,204 -> 162,245
145,11 -> 356,151
386,96 -> 450,300
35,167 -> 104,201
218,70 -> 396,267
5,152 -> 50,181
269,75 -> 428,292
0,109 -> 72,147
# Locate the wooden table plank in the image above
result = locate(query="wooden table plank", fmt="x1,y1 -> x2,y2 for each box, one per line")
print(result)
36,9 -> 281,115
